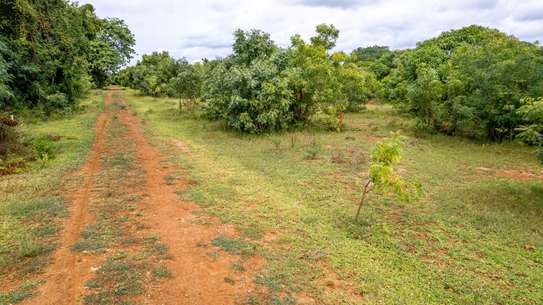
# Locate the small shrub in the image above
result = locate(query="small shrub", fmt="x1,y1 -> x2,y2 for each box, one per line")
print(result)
303,141 -> 321,160
212,235 -> 255,256
152,265 -> 172,279
0,156 -> 26,175
32,136 -> 56,160
269,137 -> 282,150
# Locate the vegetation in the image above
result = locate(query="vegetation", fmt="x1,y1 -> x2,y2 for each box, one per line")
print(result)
2,1 -> 543,303
127,90 -> 543,305
121,24 -> 379,133
0,92 -> 103,302
0,0 -> 134,113
516,97 -> 543,163
355,133 -> 421,221
382,25 -> 543,140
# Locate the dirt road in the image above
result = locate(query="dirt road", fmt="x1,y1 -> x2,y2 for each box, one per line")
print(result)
24,90 -> 259,305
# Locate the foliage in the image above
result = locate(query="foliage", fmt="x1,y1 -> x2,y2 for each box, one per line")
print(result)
352,46 -> 398,82
355,133 -> 421,221
123,24 -> 377,133
201,30 -> 296,133
168,60 -> 202,101
516,97 -> 543,163
0,1 -> 134,113
383,25 -> 543,140
129,93 -> 543,305
32,136 -> 57,160
352,45 -> 392,62
88,18 -> 135,88
116,52 -> 199,100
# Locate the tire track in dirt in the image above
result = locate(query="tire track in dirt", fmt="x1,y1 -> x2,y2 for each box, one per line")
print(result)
23,92 -> 113,305
116,93 -> 261,305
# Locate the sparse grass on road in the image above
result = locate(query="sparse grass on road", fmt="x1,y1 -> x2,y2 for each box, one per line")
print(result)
126,89 -> 543,305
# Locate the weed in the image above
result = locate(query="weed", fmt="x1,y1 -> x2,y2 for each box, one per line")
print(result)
32,136 -> 57,160
0,281 -> 37,304
152,265 -> 172,279
231,261 -> 246,272
303,141 -> 321,160
84,259 -> 144,305
212,235 -> 256,256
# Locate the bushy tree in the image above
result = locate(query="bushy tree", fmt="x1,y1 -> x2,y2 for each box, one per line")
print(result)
516,97 -> 543,163
201,30 -> 294,132
168,60 -> 202,111
88,18 -> 135,88
199,24 -> 376,133
384,25 -> 543,140
0,0 -> 135,113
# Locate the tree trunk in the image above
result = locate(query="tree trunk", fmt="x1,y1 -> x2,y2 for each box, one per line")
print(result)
355,180 -> 372,221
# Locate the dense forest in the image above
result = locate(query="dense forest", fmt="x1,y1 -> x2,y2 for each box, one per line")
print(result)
0,0 -> 135,173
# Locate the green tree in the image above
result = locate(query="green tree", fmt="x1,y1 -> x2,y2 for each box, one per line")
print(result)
384,25 -> 543,140
516,97 -> 543,163
88,18 -> 135,88
355,133 -> 421,221
0,0 -> 135,112
168,59 -> 202,111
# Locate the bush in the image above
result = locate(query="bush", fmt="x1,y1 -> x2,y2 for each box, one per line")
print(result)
385,25 -> 543,140
32,136 -> 56,160
304,140 -> 321,160
199,24 -> 376,133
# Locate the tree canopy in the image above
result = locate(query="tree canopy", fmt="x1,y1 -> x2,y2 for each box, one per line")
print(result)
0,0 -> 135,113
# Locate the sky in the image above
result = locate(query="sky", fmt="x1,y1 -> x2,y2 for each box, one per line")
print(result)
85,0 -> 543,63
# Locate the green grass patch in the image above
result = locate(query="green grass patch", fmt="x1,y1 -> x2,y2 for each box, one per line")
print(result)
125,89 -> 543,305
0,281 -> 38,305
212,235 -> 256,256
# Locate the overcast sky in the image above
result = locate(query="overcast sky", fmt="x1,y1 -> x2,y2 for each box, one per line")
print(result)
85,0 -> 543,63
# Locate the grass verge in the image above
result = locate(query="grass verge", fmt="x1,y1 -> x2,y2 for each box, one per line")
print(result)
0,91 -> 104,303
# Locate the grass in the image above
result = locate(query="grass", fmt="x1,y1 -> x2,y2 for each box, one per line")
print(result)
212,235 -> 256,256
0,90 -> 104,303
125,89 -> 543,305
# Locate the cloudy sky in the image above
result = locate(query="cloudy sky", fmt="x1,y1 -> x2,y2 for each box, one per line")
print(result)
85,0 -> 543,63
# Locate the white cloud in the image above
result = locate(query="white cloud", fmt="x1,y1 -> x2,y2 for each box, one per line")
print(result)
85,0 -> 543,63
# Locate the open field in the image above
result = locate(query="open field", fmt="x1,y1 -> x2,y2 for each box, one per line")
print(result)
124,89 -> 543,305
1,88 -> 542,305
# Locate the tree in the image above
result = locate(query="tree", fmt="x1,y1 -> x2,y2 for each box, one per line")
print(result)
352,45 -> 391,62
284,25 -> 345,129
169,59 -> 202,111
384,25 -> 543,140
201,30 -> 295,133
0,0 -> 135,112
516,97 -> 543,163
355,133 -> 422,221
88,18 -> 135,88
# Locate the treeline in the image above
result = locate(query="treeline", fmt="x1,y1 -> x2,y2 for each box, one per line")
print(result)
119,24 -> 543,153
0,0 -> 135,114
118,24 -> 380,132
